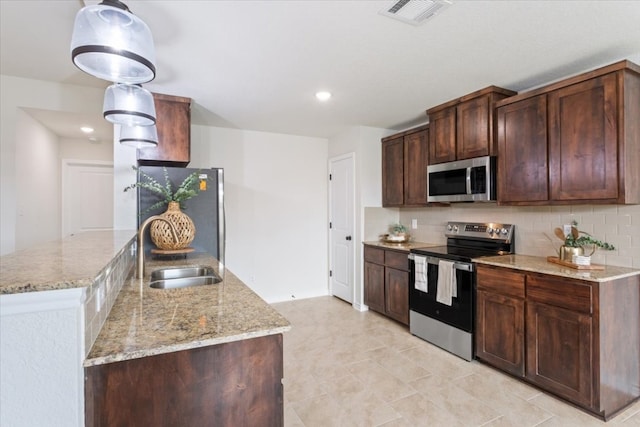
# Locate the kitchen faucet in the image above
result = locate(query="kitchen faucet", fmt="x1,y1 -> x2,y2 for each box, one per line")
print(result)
137,216 -> 179,278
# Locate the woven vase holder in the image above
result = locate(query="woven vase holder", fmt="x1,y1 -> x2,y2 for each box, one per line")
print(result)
150,201 -> 196,250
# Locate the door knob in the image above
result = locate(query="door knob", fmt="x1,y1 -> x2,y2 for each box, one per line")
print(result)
345,236 -> 352,241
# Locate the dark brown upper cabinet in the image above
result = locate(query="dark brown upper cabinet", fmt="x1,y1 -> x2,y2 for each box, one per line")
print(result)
381,125 -> 429,207
496,60 -> 640,205
137,93 -> 192,167
426,86 -> 516,164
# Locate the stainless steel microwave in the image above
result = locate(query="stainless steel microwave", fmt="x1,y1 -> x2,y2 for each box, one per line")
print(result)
427,156 -> 496,203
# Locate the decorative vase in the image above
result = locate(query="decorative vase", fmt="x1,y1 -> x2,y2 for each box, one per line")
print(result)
559,245 -> 583,261
150,201 -> 196,250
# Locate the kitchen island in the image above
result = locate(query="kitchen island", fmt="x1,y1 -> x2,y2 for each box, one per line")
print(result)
85,252 -> 291,426
0,231 -> 290,427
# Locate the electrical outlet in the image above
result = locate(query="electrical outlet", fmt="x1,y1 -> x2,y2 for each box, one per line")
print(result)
563,224 -> 572,236
411,219 -> 418,229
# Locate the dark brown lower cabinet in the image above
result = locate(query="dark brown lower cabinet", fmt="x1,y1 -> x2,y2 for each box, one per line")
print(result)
85,334 -> 284,427
363,245 -> 409,325
476,291 -> 525,377
476,264 -> 640,420
476,266 -> 526,377
526,300 -> 592,407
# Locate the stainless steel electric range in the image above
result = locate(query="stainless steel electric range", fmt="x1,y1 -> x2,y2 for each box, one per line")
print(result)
408,221 -> 515,361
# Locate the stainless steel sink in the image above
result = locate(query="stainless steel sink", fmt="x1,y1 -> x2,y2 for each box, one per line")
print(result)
150,266 -> 216,281
149,266 -> 222,289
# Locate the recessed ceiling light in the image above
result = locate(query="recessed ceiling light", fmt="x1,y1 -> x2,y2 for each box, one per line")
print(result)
80,126 -> 94,134
315,91 -> 332,101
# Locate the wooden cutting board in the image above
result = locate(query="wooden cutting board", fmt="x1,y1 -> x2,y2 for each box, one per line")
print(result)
547,256 -> 605,270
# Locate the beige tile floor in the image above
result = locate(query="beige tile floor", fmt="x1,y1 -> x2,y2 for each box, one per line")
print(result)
272,296 -> 640,427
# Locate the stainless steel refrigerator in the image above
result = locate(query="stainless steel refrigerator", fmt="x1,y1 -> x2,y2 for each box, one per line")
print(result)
136,166 -> 224,261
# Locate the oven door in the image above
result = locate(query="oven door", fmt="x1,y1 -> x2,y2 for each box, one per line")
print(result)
408,254 -> 475,332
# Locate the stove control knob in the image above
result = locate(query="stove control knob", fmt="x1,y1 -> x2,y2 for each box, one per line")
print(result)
487,227 -> 494,235
447,224 -> 453,231
501,228 -> 509,235
452,225 -> 459,232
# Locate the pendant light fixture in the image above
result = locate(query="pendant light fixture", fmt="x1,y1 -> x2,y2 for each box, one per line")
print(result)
119,124 -> 158,148
70,0 -> 156,84
103,83 -> 156,126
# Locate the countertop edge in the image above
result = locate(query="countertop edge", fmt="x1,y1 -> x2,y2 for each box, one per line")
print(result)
363,240 -> 440,252
474,255 -> 640,282
84,325 -> 292,367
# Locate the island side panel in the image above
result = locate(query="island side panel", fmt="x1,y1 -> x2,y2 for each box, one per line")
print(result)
85,334 -> 284,427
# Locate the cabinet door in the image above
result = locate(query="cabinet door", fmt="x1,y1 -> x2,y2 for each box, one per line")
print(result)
385,267 -> 409,325
548,73 -> 618,201
526,301 -> 593,408
497,95 -> 549,203
457,95 -> 491,160
364,261 -> 385,314
382,137 -> 404,206
138,93 -> 192,166
476,290 -> 525,377
403,129 -> 429,206
428,107 -> 456,164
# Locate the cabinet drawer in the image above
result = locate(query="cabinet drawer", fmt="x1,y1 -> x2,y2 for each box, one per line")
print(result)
364,246 -> 384,264
477,266 -> 525,299
385,250 -> 409,271
526,274 -> 592,314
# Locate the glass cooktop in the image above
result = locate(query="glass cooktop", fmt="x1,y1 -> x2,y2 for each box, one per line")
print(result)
410,245 -> 506,262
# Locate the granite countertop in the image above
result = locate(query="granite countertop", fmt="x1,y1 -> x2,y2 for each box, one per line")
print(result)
363,240 -> 440,252
0,230 -> 136,294
84,253 -> 291,367
475,254 -> 640,282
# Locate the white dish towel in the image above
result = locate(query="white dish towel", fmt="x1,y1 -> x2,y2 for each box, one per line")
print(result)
436,260 -> 457,306
414,255 -> 428,293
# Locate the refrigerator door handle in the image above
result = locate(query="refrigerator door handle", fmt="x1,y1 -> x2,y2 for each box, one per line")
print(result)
217,168 -> 225,268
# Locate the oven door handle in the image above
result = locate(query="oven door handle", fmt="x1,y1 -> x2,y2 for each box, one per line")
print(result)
409,254 -> 474,272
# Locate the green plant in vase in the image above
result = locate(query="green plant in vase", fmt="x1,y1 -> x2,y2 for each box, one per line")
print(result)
124,166 -> 202,215
390,223 -> 408,236
124,166 -> 205,250
555,220 -> 615,261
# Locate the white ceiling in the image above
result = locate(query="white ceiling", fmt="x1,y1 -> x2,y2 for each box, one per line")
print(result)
2,0 -> 640,142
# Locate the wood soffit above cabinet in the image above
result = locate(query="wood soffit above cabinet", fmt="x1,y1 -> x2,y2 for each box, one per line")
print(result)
495,60 -> 640,107
426,85 -> 517,115
381,123 -> 430,142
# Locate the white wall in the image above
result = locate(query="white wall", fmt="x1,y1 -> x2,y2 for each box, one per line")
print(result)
14,110 -> 61,251
0,75 -> 105,255
59,137 -> 113,161
189,124 -> 329,302
1,289 -> 85,427
112,124 -> 138,231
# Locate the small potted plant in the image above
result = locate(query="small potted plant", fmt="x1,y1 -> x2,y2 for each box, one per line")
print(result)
385,223 -> 410,243
124,166 -> 203,250
555,220 -> 615,261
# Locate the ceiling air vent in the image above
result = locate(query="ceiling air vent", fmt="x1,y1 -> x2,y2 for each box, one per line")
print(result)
380,0 -> 452,26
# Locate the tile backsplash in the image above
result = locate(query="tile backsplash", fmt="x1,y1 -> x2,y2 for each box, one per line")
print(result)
83,238 -> 135,356
365,204 -> 640,268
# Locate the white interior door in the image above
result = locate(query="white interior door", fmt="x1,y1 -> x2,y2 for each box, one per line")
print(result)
329,154 -> 355,303
62,160 -> 114,237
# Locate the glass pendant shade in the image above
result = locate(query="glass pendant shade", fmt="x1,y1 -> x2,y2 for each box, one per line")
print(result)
103,83 -> 156,126
70,0 -> 156,84
119,124 -> 158,148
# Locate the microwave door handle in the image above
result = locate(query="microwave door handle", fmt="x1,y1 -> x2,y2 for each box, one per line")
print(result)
466,167 -> 472,194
